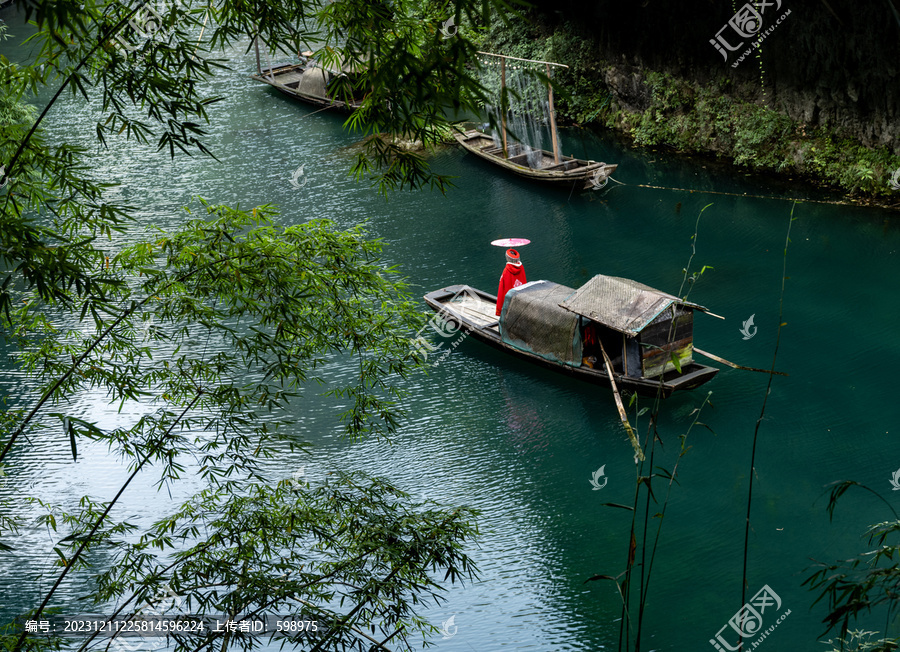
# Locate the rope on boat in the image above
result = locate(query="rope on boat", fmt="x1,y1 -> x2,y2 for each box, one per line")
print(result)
603,177 -> 873,208
296,104 -> 341,119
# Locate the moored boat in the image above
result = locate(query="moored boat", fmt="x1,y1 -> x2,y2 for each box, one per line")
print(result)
454,129 -> 618,190
423,275 -> 719,397
250,60 -> 363,113
455,51 -> 619,190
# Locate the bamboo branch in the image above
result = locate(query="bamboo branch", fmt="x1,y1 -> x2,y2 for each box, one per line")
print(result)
598,341 -> 645,462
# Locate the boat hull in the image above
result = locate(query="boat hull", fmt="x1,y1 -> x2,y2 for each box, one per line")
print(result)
454,130 -> 617,190
251,63 -> 361,113
423,285 -> 718,398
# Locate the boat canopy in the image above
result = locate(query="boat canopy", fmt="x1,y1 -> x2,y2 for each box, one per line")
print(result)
500,281 -> 582,367
295,56 -> 364,99
559,274 -> 707,337
296,66 -> 330,98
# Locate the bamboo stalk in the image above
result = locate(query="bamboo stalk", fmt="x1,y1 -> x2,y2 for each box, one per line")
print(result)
254,34 -> 261,75
500,58 -> 508,159
547,63 -> 560,164
693,347 -> 788,376
599,342 -> 645,461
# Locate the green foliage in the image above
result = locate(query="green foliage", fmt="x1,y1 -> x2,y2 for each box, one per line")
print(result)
803,481 -> 900,651
74,472 -> 478,652
0,0 -> 530,648
608,71 -> 900,196
476,12 -> 900,199
822,630 -> 900,652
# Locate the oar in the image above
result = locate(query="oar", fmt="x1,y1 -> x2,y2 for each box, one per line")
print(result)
693,347 -> 788,377
598,342 -> 645,462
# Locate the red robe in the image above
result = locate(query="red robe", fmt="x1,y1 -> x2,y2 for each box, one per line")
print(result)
496,262 -> 527,315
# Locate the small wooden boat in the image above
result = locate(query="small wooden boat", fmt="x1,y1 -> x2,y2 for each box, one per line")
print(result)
250,61 -> 362,113
422,276 -> 719,397
454,129 -> 618,190
456,51 -> 619,190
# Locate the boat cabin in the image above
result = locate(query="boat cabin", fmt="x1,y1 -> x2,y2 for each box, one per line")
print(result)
499,275 -> 706,380
252,54 -> 366,111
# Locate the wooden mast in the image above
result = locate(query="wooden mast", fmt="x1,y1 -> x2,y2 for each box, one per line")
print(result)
546,63 -> 560,164
477,52 -> 568,163
500,57 -> 508,159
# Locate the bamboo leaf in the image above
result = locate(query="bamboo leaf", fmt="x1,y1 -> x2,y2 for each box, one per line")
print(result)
601,503 -> 635,511
670,352 -> 682,374
584,574 -> 619,583
67,419 -> 77,461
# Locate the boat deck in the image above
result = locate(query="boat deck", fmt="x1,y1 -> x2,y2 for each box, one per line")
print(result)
268,68 -> 303,86
445,289 -> 500,333
460,132 -> 578,171
453,130 -> 616,190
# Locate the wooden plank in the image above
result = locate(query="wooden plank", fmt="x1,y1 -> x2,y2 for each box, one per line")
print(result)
541,160 -> 573,172
641,337 -> 693,378
640,313 -> 693,347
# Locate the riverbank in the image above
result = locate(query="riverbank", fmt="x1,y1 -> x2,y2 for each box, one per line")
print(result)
472,12 -> 900,210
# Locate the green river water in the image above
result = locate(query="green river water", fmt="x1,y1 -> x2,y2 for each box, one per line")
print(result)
2,6 -> 900,651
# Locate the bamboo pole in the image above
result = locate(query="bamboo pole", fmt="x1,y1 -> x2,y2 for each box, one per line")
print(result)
598,342 -> 645,461
477,51 -> 569,68
500,57 -> 508,159
693,347 -> 789,376
547,63 -> 560,164
254,34 -> 261,75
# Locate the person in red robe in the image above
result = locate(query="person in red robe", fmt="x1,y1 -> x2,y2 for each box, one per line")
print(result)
496,248 -> 527,316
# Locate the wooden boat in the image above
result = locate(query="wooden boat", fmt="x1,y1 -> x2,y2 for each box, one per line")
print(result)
454,129 -> 618,190
250,61 -> 362,113
422,276 -> 719,397
456,52 -> 618,190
